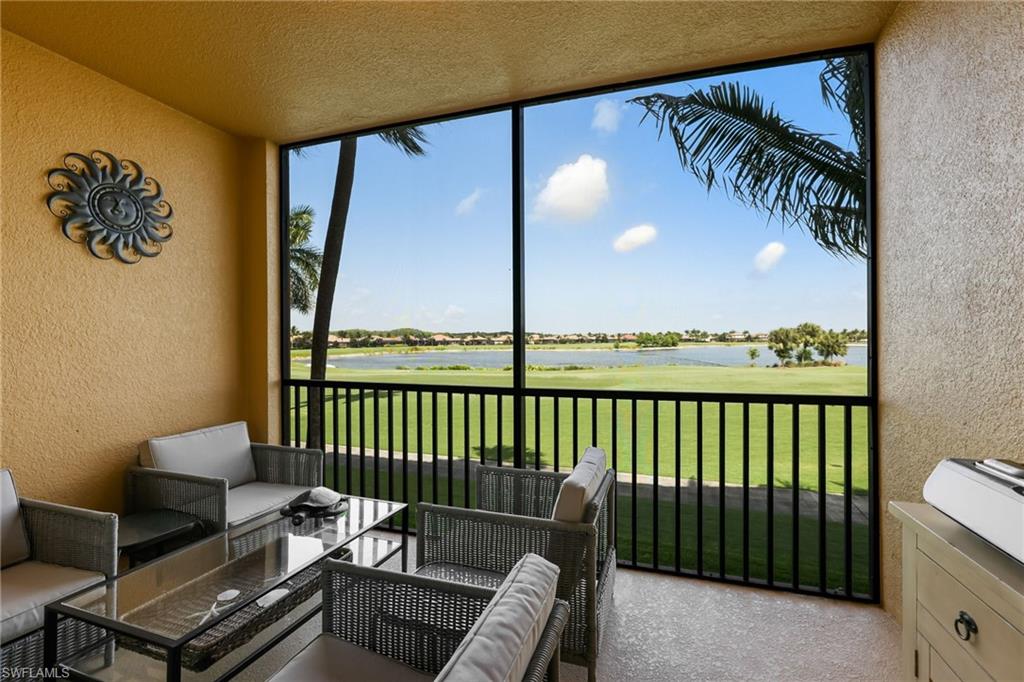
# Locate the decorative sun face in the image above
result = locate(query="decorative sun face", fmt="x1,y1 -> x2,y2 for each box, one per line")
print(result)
47,151 -> 173,264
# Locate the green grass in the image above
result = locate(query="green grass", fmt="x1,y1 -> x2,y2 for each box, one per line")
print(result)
328,463 -> 871,596
290,364 -> 870,493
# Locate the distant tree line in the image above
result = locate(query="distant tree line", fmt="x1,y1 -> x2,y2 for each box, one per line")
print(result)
766,323 -> 857,367
636,331 -> 683,347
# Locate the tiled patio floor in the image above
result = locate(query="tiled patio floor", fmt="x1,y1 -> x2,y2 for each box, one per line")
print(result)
240,533 -> 899,681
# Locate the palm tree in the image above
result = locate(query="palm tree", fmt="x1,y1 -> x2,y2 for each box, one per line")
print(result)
303,126 -> 428,448
631,55 -> 867,259
288,205 -> 322,315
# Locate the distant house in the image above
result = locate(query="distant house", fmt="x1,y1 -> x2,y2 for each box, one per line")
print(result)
430,333 -> 456,345
727,332 -> 747,342
620,333 -> 637,342
381,336 -> 403,345
327,334 -> 350,348
492,334 -> 512,345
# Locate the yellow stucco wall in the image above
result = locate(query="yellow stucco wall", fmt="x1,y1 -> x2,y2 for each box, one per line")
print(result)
876,2 -> 1024,616
0,31 -> 271,511
240,139 -> 281,445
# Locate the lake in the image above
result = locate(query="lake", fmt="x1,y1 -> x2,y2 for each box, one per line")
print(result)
311,344 -> 868,370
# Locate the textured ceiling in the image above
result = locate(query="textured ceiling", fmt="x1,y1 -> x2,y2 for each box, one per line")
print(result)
2,1 -> 896,143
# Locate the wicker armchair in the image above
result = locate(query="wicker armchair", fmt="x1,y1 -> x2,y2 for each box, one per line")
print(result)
417,463 -> 617,682
270,556 -> 569,682
128,422 -> 322,533
1,470 -> 117,675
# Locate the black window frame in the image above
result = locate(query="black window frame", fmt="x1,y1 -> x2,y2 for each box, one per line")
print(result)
278,43 -> 878,598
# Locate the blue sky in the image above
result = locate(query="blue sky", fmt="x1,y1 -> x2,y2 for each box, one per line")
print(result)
289,57 -> 867,334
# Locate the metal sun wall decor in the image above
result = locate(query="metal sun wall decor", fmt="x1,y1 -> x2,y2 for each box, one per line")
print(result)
46,150 -> 174,264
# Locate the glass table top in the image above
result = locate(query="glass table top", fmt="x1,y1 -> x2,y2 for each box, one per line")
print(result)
59,496 -> 403,642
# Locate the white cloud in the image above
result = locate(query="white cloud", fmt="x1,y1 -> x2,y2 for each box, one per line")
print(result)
441,304 -> 466,322
613,224 -> 658,253
753,241 -> 787,273
533,154 -> 609,222
591,99 -> 624,134
455,188 -> 482,216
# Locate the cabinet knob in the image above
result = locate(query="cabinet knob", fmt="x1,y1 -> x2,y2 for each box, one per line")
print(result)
954,611 -> 978,641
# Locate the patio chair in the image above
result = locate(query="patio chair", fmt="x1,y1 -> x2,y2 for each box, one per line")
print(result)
269,553 -> 570,682
416,447 -> 616,682
0,468 -> 117,674
128,421 -> 322,533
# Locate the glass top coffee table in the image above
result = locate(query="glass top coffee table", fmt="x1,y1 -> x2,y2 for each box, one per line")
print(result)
45,496 -> 407,681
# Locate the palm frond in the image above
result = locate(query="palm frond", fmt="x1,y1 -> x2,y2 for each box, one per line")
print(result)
377,125 -> 429,156
819,55 -> 867,162
631,81 -> 866,259
289,267 -> 315,314
287,204 -> 321,313
289,205 -> 315,246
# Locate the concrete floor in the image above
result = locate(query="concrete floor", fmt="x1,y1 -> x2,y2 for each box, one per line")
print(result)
239,534 -> 900,682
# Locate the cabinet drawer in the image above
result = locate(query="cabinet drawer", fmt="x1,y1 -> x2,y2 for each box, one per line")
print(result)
929,649 -> 961,682
917,551 -> 1024,681
917,607 -> 991,682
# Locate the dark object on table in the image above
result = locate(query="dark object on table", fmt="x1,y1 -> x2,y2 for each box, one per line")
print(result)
118,509 -> 203,567
280,487 -> 347,526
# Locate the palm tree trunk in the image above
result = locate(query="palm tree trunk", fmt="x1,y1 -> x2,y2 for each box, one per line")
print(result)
307,137 -> 357,450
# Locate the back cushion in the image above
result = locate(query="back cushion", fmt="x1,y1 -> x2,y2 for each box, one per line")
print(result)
1,469 -> 31,567
551,446 -> 606,523
142,422 -> 256,488
436,553 -> 559,682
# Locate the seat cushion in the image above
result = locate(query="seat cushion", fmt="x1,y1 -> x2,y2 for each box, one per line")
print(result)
0,469 -> 30,568
268,633 -> 432,682
0,561 -> 104,643
227,482 -> 311,527
436,553 -> 559,682
142,421 -> 256,488
415,562 -> 506,589
551,446 -> 607,523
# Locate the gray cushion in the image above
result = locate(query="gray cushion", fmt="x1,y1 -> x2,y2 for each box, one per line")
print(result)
227,482 -> 310,527
436,553 -> 559,682
0,469 -> 30,568
142,421 -> 256,488
415,562 -> 506,589
551,446 -> 607,523
0,561 -> 104,643
268,633 -> 432,682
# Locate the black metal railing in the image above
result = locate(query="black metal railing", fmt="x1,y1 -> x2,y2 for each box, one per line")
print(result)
284,378 -> 876,601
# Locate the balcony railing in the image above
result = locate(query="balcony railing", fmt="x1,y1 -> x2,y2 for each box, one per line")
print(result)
283,378 -> 877,601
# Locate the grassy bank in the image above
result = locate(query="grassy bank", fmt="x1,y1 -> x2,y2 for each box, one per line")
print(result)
289,364 -> 870,493
288,341 -> 772,358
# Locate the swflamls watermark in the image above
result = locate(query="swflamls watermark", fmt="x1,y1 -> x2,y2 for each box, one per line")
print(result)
0,667 -> 70,680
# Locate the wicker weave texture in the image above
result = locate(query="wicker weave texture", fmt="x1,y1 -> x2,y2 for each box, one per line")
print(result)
2,498 -> 117,674
252,444 -> 323,487
127,442 -> 323,533
477,466 -> 567,519
525,601 -> 570,682
127,466 -> 228,532
1,616 -> 108,674
20,499 -> 117,577
322,560 -> 495,675
417,466 -> 617,681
